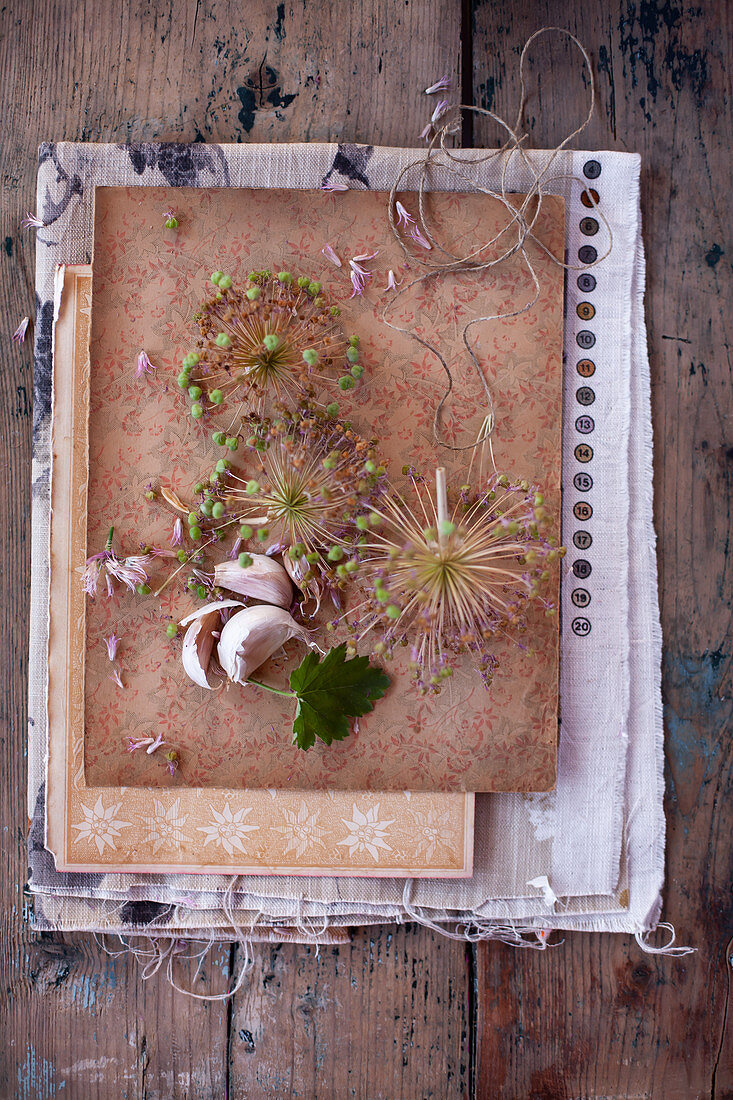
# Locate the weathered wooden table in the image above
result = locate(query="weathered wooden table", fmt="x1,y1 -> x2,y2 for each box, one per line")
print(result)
1,2 -> 730,1096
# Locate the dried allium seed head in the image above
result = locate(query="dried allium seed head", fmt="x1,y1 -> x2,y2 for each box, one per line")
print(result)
220,410 -> 386,604
354,469 -> 562,692
184,272 -> 353,419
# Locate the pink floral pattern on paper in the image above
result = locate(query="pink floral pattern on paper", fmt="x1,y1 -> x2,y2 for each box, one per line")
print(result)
84,186 -> 565,792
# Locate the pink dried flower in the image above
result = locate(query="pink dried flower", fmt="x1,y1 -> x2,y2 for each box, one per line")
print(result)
349,269 -> 366,298
105,555 -> 149,591
82,527 -> 149,599
170,517 -> 184,547
431,99 -> 449,124
104,633 -> 120,661
321,179 -> 349,192
128,736 -> 154,753
20,212 -> 45,230
424,75 -> 451,95
348,251 -> 379,296
146,732 -> 167,754
12,317 -> 30,344
165,749 -> 180,775
395,202 -> 415,228
321,243 -> 342,267
410,225 -> 432,250
385,269 -> 402,292
110,667 -> 125,689
136,350 -> 156,378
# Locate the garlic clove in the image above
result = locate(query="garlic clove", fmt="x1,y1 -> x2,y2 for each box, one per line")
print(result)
180,599 -> 244,689
214,555 -> 293,609
283,551 -> 323,617
217,605 -> 313,685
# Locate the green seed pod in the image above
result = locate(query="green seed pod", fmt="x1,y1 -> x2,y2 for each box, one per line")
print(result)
188,385 -> 202,400
338,375 -> 355,391
347,347 -> 359,363
239,552 -> 253,568
212,501 -> 225,519
215,333 -> 232,347
210,389 -> 224,404
166,622 -> 179,638
218,275 -> 232,290
245,287 -> 260,301
211,271 -> 223,285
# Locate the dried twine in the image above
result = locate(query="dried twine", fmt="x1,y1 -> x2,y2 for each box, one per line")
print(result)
384,27 -> 613,453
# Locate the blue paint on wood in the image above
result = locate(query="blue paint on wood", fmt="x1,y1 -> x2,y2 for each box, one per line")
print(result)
16,1045 -> 67,1099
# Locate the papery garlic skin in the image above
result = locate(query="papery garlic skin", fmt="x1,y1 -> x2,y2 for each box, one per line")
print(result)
214,555 -> 293,609
217,605 -> 312,685
180,599 -> 244,689
283,552 -> 323,616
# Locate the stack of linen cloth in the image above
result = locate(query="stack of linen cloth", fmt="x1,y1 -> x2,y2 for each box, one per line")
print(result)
27,142 -> 665,948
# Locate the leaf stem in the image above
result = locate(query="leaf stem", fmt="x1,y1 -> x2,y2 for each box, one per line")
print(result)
246,678 -> 296,699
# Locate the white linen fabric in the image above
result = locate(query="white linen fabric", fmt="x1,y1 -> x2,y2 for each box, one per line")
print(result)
27,143 -> 663,939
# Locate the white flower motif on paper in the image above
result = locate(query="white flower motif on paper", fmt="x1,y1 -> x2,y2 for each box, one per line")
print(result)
71,795 -> 132,855
409,807 -> 455,861
197,803 -> 259,856
274,802 -> 327,859
141,797 -> 190,855
338,803 -> 395,862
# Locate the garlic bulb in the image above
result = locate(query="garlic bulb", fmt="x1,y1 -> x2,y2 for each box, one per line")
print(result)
214,555 -> 293,609
179,599 -> 244,689
217,605 -> 313,685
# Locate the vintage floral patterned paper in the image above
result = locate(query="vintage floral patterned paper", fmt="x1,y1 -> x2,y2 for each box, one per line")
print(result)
46,266 -> 475,875
83,186 -> 564,792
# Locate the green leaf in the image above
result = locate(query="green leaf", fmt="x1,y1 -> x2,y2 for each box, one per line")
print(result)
289,643 -> 391,751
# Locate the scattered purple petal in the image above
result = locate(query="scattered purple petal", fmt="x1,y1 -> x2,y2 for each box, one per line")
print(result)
12,317 -> 30,344
110,667 -> 125,689
385,269 -> 402,291
424,75 -> 451,95
321,243 -> 342,267
105,633 -> 120,661
410,225 -> 433,250
229,536 -> 242,560
136,350 -> 156,378
146,732 -> 167,754
170,518 -> 184,547
349,270 -> 366,298
321,179 -> 349,192
419,122 -> 433,142
395,201 -> 415,228
20,212 -> 45,230
128,736 -> 154,753
431,99 -> 449,124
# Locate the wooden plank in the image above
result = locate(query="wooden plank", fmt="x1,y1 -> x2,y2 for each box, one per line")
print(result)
229,925 -> 472,1098
0,1 -> 468,1096
471,3 -> 732,1097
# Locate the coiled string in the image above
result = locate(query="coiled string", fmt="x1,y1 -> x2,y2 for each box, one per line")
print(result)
384,27 -> 612,453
